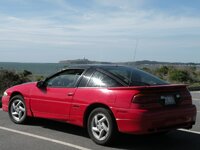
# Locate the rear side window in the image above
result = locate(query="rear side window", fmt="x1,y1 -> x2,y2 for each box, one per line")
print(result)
87,71 -> 121,87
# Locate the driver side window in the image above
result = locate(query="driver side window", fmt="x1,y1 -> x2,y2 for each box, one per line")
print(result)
46,69 -> 84,88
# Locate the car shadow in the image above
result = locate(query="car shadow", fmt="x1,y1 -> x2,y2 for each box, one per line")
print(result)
112,131 -> 200,150
25,118 -> 89,137
24,118 -> 200,150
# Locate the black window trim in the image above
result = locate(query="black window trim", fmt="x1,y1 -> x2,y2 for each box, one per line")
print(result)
76,68 -> 96,88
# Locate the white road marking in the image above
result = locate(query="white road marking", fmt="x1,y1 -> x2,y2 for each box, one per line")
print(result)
0,126 -> 91,150
191,91 -> 200,93
179,129 -> 200,134
193,98 -> 200,101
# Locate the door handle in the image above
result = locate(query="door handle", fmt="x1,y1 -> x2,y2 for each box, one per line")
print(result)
67,93 -> 74,96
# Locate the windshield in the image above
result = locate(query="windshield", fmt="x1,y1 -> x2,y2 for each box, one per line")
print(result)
102,66 -> 167,86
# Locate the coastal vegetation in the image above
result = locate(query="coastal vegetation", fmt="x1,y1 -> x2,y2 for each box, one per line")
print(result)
142,66 -> 200,90
0,69 -> 33,95
0,60 -> 200,95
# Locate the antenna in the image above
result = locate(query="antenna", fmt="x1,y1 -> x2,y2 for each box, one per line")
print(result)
133,39 -> 139,62
133,39 -> 139,63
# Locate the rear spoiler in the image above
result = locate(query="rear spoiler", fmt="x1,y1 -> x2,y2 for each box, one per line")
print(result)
108,84 -> 188,91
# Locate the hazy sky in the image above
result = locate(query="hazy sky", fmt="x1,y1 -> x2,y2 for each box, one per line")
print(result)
0,0 -> 200,63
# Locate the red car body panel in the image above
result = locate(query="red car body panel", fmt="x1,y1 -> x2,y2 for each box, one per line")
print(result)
112,105 -> 196,134
69,88 -> 116,126
2,81 -> 197,134
29,86 -> 77,121
2,83 -> 34,117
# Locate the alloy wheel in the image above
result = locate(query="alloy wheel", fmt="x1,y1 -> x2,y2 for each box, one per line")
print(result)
91,113 -> 110,141
10,98 -> 26,123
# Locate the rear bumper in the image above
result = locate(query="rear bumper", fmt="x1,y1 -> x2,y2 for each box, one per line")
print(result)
113,105 -> 196,134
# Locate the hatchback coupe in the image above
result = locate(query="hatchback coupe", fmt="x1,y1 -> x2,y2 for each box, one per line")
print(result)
2,65 -> 196,145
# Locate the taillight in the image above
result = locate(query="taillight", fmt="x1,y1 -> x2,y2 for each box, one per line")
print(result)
132,89 -> 192,105
132,94 -> 158,104
180,89 -> 192,104
181,90 -> 191,100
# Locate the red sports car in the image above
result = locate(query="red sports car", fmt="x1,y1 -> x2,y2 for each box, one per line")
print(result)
2,65 -> 197,145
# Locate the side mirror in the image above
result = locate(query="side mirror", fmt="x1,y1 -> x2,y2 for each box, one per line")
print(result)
36,80 -> 46,88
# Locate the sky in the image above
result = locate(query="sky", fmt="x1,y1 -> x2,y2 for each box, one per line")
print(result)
0,0 -> 200,63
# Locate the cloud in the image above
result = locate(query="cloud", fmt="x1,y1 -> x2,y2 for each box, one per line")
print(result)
0,0 -> 199,62
94,0 -> 145,10
0,4 -> 199,39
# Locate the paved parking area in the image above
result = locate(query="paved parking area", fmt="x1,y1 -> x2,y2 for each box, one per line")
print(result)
0,92 -> 200,150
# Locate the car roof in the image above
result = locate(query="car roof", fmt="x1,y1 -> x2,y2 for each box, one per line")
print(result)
46,64 -> 123,80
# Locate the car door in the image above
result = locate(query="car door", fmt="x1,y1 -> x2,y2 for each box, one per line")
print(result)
30,69 -> 84,121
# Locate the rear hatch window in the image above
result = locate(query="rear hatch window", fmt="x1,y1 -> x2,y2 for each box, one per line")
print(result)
103,66 -> 167,86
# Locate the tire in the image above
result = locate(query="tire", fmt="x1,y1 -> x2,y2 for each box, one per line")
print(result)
87,108 -> 117,145
9,95 -> 27,124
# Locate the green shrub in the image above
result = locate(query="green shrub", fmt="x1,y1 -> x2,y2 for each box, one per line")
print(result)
168,69 -> 191,83
0,69 -> 32,95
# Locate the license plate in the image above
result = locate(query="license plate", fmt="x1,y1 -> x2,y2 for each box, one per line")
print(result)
161,95 -> 176,105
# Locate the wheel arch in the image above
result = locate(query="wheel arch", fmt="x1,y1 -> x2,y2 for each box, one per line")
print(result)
10,91 -> 24,100
9,92 -> 25,109
9,91 -> 33,117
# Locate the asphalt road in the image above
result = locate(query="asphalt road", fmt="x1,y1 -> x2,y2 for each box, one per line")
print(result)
0,92 -> 200,150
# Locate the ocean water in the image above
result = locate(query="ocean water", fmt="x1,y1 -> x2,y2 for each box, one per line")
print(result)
0,62 -> 67,76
